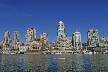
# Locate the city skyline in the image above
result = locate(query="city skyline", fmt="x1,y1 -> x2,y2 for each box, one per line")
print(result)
0,0 -> 108,42
0,21 -> 107,43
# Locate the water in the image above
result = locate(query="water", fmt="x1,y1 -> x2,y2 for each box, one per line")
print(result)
0,54 -> 108,72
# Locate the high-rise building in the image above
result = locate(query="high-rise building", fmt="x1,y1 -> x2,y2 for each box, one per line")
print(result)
40,32 -> 48,50
57,21 -> 66,39
13,31 -> 19,49
3,31 -> 10,44
56,21 -> 72,50
56,21 -> 66,50
3,31 -> 11,50
25,28 -> 36,45
72,30 -> 82,49
87,28 -> 99,48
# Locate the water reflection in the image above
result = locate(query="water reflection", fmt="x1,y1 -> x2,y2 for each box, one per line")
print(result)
17,54 -> 25,72
90,54 -> 102,72
46,54 -> 58,72
82,55 -> 90,72
0,54 -> 108,72
6,54 -> 12,71
100,55 -> 108,71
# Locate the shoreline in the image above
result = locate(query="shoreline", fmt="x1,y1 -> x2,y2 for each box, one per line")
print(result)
1,52 -> 108,54
1,50 -> 108,54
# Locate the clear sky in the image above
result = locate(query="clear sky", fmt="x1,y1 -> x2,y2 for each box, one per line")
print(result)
0,0 -> 108,42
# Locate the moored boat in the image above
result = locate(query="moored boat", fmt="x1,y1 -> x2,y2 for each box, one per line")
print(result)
54,52 -> 62,54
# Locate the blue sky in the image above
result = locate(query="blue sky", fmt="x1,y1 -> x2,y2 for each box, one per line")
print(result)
0,0 -> 108,42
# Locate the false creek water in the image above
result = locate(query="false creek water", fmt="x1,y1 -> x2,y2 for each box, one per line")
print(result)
0,54 -> 108,72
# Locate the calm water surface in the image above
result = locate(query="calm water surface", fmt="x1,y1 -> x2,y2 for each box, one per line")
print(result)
0,54 -> 108,72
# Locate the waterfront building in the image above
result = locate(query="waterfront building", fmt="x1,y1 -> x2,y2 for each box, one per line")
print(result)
49,42 -> 56,50
65,37 -> 72,49
56,21 -> 72,50
72,30 -> 82,50
25,28 -> 36,46
19,46 -> 27,52
3,31 -> 11,50
56,21 -> 66,50
82,42 -> 87,50
57,21 -> 66,39
30,38 -> 42,51
3,31 -> 10,44
87,28 -> 99,48
13,31 -> 19,49
40,32 -> 49,50
99,37 -> 108,51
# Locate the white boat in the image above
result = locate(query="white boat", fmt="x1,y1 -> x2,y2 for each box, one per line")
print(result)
10,52 -> 16,54
55,52 -> 62,54
85,52 -> 92,54
2,52 -> 10,54
105,50 -> 108,54
83,50 -> 86,53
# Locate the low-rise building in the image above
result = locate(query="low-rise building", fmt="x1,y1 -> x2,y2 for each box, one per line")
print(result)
65,37 -> 72,50
49,42 -> 56,50
30,38 -> 42,51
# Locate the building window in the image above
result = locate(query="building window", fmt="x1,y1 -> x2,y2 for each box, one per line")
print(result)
93,31 -> 95,33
